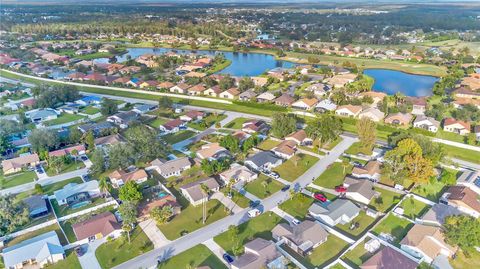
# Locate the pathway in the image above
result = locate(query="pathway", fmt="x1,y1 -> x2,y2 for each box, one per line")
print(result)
211,192 -> 243,214
78,238 -> 105,269
202,239 -> 230,267
271,206 -> 297,224
139,219 -> 171,248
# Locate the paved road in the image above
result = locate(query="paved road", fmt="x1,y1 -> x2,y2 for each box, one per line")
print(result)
113,135 -> 356,269
0,76 -> 35,87
0,168 -> 88,196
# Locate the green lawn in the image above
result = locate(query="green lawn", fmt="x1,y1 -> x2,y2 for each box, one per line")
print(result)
214,213 -> 285,255
95,226 -> 153,269
450,249 -> 480,269
158,244 -> 227,269
273,153 -> 318,182
243,174 -> 285,199
162,130 -> 196,144
369,188 -> 403,213
148,117 -> 168,128
342,238 -> 377,268
399,197 -> 431,220
313,162 -> 352,189
43,113 -> 85,126
336,211 -> 377,238
322,137 -> 343,150
372,214 -> 414,245
45,161 -> 85,176
47,249 -> 82,269
443,144 -> 480,164
158,200 -> 228,240
5,223 -> 68,247
0,170 -> 37,189
344,142 -> 373,155
15,177 -> 83,201
50,197 -> 107,218
188,113 -> 228,130
436,130 -> 465,143
224,117 -> 249,129
412,180 -> 447,202
80,106 -> 100,115
283,234 -> 349,268
257,139 -> 281,150
221,188 -> 251,208
279,193 -> 314,220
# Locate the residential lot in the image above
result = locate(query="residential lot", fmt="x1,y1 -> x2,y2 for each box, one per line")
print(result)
273,153 -> 319,182
0,171 -> 37,189
157,244 -> 227,269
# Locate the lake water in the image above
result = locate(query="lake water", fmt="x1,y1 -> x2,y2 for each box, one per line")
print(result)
364,69 -> 438,97
94,47 -> 296,77
95,48 -> 438,96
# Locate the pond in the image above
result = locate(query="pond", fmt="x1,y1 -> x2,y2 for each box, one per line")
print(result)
364,69 -> 438,97
94,47 -> 296,77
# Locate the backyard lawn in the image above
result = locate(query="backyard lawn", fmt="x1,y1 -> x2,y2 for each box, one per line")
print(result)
344,142 -> 372,155
342,238 -> 378,268
15,177 -> 83,201
158,200 -> 228,240
0,170 -> 37,189
224,117 -> 249,129
279,193 -> 314,220
243,174 -> 284,199
43,113 -> 85,126
369,188 -> 403,213
221,188 -> 251,208
188,113 -> 228,130
214,213 -> 285,255
336,211 -> 377,238
450,249 -> 480,269
257,139 -> 281,151
371,214 -> 414,245
96,227 -> 153,269
5,223 -> 68,247
399,197 -> 430,220
162,130 -> 196,144
47,249 -> 81,269
313,162 -> 352,189
273,153 -> 319,182
158,244 -> 227,269
50,197 -> 107,218
45,161 -> 85,176
148,117 -> 168,128
283,234 -> 349,268
80,106 -> 100,115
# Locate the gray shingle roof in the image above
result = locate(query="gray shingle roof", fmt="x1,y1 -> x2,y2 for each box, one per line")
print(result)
309,199 -> 360,221
246,151 -> 282,168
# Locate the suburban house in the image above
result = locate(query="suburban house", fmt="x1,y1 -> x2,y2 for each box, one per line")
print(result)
25,108 -> 59,123
308,199 -> 360,226
360,246 -> 418,269
170,83 -> 191,94
23,195 -> 49,218
108,169 -> 148,188
400,224 -> 457,263
219,164 -> 258,184
457,170 -> 480,195
75,95 -> 102,106
285,130 -> 312,146
306,83 -> 331,96
239,89 -> 257,101
335,105 -> 362,117
384,112 -> 413,126
351,161 -> 381,182
157,81 -> 175,90
1,153 -> 40,175
2,231 -> 65,269
443,118 -> 471,135
245,151 -> 283,171
49,144 -> 86,158
138,189 -> 181,220
107,111 -> 139,128
179,177 -> 220,206
413,115 -> 440,133
78,121 -> 115,135
204,85 -> 223,97
408,97 -> 428,115
147,157 -> 191,178
291,98 -> 319,110
242,120 -> 270,134
132,103 -> 158,114
160,119 -> 186,133
325,73 -> 356,88
440,185 -> 480,218
360,92 -> 387,106
53,180 -> 101,206
187,84 -> 206,95
344,176 -> 377,204
272,220 -> 328,256
179,110 -> 205,122
196,143 -> 231,161
231,238 -> 286,269
358,107 -> 385,122
315,99 -> 337,112
232,131 -> 251,144
220,88 -> 240,99
420,204 -> 464,226
72,211 -> 122,242
272,140 -> 298,159
274,94 -> 295,107
256,92 -> 276,103
94,134 -> 125,148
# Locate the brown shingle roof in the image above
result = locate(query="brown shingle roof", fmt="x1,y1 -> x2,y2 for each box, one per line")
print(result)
360,246 -> 418,269
72,212 -> 121,241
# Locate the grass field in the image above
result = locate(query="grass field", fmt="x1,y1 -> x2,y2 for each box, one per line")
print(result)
369,188 -> 403,213
243,174 -> 285,199
158,244 -> 227,269
221,188 -> 251,208
45,161 -> 85,176
161,130 -> 196,144
224,117 -> 249,129
399,197 -> 431,220
279,193 -> 315,220
43,113 -> 85,126
443,144 -> 480,164
148,117 -> 168,128
95,227 -> 153,269
47,249 -> 82,269
412,180 -> 447,202
342,238 -> 377,268
336,211 -> 377,238
0,170 -> 37,189
257,139 -> 281,150
157,200 -> 228,240
273,153 -> 319,182
80,106 -> 100,115
372,214 -> 414,245
313,162 -> 352,189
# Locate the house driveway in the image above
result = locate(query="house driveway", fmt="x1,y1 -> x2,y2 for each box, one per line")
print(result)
78,238 -> 105,269
211,192 -> 243,214
202,239 -> 230,267
139,219 -> 170,248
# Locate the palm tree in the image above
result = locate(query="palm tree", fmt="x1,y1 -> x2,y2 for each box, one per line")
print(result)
122,224 -> 132,244
99,177 -> 111,197
71,149 -> 78,165
200,184 -> 210,224
342,158 -> 350,174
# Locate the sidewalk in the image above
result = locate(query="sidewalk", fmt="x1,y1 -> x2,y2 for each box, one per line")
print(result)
211,192 -> 243,214
202,239 -> 229,267
139,219 -> 171,248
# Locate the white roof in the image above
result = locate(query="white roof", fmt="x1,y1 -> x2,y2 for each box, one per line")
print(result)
54,180 -> 99,201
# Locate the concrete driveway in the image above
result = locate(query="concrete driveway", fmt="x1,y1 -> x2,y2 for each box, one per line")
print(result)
139,219 -> 171,248
78,238 -> 105,269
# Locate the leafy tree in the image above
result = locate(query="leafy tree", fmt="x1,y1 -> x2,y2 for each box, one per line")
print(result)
98,177 -> 111,196
150,205 -> 173,225
108,143 -> 135,169
220,135 -> 240,153
439,169 -> 457,185
305,114 -> 342,145
68,128 -> 83,144
35,85 -> 80,108
118,201 -> 137,244
119,181 -> 143,203
100,98 -> 118,116
0,135 -> 12,154
388,131 -> 445,165
89,149 -> 106,175
0,195 -> 30,236
84,131 -> 95,151
444,215 -> 480,252
242,135 -> 260,152
201,159 -> 231,175
356,118 -> 376,154
238,77 -> 254,92
29,129 -> 60,152
34,184 -> 44,194
125,125 -> 167,162
271,113 -> 296,138
219,75 -> 235,90
0,119 -> 25,137
49,156 -> 65,175
158,96 -> 173,110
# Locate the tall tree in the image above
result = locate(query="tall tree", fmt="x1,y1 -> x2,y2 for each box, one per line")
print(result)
89,149 -> 106,175
271,113 -> 296,138
125,125 -> 167,162
356,117 -> 376,154
444,215 -> 480,252
305,114 -> 342,145
119,181 -> 143,203
29,129 -> 60,152
100,98 -> 118,116
0,195 -> 30,236
84,131 -> 95,151
118,201 -> 137,244
150,205 -> 173,225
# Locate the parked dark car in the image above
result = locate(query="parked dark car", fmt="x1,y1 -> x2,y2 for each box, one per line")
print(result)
281,185 -> 290,192
223,253 -> 234,263
249,200 -> 261,208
